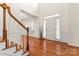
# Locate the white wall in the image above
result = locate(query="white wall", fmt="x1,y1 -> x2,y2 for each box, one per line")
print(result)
68,3 -> 79,47
39,3 -> 69,42
39,3 -> 79,47
10,3 -> 38,18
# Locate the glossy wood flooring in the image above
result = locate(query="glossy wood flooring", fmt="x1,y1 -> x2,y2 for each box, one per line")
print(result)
0,36 -> 79,56
29,37 -> 79,56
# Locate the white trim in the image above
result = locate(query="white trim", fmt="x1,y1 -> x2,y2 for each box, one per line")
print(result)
56,18 -> 60,40
68,43 -> 79,47
43,20 -> 46,37
44,14 -> 60,19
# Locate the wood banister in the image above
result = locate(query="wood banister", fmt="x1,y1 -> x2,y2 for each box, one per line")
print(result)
7,7 -> 27,31
7,7 -> 28,31
7,6 -> 29,55
7,5 -> 29,55
0,3 -> 29,55
0,4 -> 3,7
0,3 -> 28,31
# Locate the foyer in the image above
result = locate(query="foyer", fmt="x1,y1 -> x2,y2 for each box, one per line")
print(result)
0,3 -> 79,56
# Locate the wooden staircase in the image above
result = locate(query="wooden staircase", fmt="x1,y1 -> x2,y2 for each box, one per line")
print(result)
0,36 -> 29,56
0,3 -> 29,56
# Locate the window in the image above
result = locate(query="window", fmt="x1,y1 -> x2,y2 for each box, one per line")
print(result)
43,14 -> 60,40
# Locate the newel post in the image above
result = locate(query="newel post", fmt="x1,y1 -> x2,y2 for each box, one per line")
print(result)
3,3 -> 8,48
26,27 -> 29,53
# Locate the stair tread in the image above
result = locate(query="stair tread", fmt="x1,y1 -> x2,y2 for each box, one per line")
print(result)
0,42 -> 25,56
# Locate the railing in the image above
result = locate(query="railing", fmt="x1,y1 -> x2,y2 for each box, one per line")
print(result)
0,3 -> 29,55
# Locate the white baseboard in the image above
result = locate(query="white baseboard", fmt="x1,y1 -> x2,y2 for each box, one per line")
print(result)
68,43 -> 79,47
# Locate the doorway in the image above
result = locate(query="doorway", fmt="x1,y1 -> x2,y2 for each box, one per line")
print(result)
43,14 -> 60,40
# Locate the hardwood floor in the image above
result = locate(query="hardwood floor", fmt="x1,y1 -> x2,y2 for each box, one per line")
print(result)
0,36 -> 79,56
29,37 -> 79,56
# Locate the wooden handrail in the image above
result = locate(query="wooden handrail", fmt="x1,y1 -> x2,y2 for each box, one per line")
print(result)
0,4 -> 3,7
6,4 -> 29,55
0,3 -> 29,55
0,3 -> 28,32
7,7 -> 28,32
